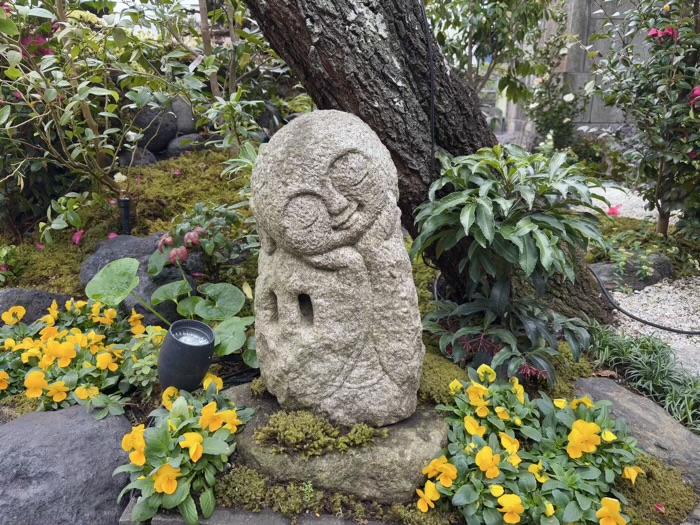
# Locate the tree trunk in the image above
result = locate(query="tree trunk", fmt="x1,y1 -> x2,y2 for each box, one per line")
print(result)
245,0 -> 610,321
656,210 -> 670,237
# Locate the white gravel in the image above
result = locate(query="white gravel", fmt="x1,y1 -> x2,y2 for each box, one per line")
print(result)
611,278 -> 700,375
590,186 -> 680,224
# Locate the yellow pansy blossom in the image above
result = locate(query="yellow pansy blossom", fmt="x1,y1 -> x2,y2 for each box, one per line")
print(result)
2,306 -> 26,326
464,415 -> 486,437
507,454 -> 522,468
622,466 -> 645,485
122,424 -> 147,466
0,371 -> 9,390
475,446 -> 501,479
545,502 -> 555,517
203,373 -> 224,392
75,385 -> 100,400
47,300 -> 59,319
21,347 -> 42,364
3,338 -> 16,350
511,378 -> 525,404
221,409 -> 243,434
477,364 -> 497,383
423,456 -> 448,478
74,300 -> 88,311
90,302 -> 103,322
435,461 -> 458,488
96,308 -> 118,326
571,396 -> 596,409
47,381 -> 69,402
24,370 -> 48,398
495,406 -> 510,420
567,419 -> 601,459
46,340 -> 77,368
199,402 -> 225,431
554,399 -> 568,409
498,494 -> 525,524
596,498 -> 627,525
39,314 -> 56,327
416,480 -> 440,513
96,352 -> 119,372
180,432 -> 205,462
528,461 -> 549,483
162,386 -> 179,410
499,432 -> 520,455
153,464 -> 182,495
601,430 -> 617,442
490,485 -> 505,497
449,379 -> 463,395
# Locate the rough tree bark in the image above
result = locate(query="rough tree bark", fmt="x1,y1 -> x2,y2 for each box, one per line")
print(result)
245,0 -> 612,322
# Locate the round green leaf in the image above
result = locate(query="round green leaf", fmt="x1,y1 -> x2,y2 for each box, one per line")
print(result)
85,258 -> 140,307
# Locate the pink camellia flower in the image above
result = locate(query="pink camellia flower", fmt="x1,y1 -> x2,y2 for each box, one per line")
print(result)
607,204 -> 622,217
158,235 -> 174,253
690,152 -> 698,160
35,243 -> 45,251
13,92 -> 23,100
107,233 -> 118,240
648,28 -> 661,38
169,246 -> 189,265
663,27 -> 679,40
690,86 -> 700,108
0,264 -> 9,272
72,230 -> 85,246
184,231 -> 200,247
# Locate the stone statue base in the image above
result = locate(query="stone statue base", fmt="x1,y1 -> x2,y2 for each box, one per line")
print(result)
223,385 -> 448,504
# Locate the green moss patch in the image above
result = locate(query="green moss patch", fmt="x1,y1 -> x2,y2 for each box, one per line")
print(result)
616,454 -> 697,525
254,410 -> 388,460
550,342 -> 594,399
216,465 -> 461,525
411,251 -> 438,317
250,377 -> 268,399
418,352 -> 469,406
0,393 -> 40,423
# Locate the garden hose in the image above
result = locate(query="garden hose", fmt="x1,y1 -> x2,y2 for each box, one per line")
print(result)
588,266 -> 700,335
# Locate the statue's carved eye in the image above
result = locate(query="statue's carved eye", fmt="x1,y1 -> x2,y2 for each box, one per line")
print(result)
285,194 -> 326,230
329,152 -> 370,191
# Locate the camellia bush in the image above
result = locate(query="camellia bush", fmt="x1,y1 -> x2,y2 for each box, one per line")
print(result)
412,145 -> 607,380
0,299 -> 164,417
591,0 -> 700,235
414,365 -> 644,524
115,385 -> 253,525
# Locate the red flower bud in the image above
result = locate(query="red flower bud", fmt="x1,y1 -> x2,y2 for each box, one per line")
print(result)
0,264 -> 9,272
169,246 -> 189,264
72,230 -> 85,246
184,231 -> 200,247
158,235 -> 174,253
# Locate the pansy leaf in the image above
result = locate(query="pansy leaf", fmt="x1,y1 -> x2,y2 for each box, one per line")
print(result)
162,478 -> 190,509
200,488 -> 215,519
562,501 -> 583,523
453,485 -> 479,506
85,258 -> 140,306
202,437 -> 230,456
178,495 -> 199,525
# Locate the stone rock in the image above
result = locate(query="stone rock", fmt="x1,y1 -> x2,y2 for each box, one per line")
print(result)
165,133 -> 207,159
590,254 -> 674,291
576,377 -> 700,486
118,146 -> 158,168
0,288 -> 71,324
171,96 -> 196,135
133,106 -> 178,153
80,234 -> 189,326
251,110 -> 425,427
223,384 -> 447,504
0,406 -> 131,525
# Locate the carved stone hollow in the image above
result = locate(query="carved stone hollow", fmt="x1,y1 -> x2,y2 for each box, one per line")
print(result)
251,110 -> 425,427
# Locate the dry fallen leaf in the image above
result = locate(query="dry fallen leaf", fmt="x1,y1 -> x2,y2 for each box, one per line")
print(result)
594,369 -> 620,379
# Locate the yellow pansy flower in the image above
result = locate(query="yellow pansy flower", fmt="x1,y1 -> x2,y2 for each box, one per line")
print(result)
490,485 -> 505,497
601,430 -> 617,442
221,409 -> 243,434
89,302 -> 103,322
96,352 -> 119,372
422,456 -> 448,478
153,464 -> 182,495
74,300 -> 88,311
495,406 -> 510,420
571,396 -> 596,409
449,379 -> 463,395
514,417 -> 522,426
24,370 -> 48,398
122,424 -> 147,466
435,461 -> 458,488
477,364 -> 497,383
511,378 -> 525,404
75,385 -> 99,400
545,502 -> 555,517
21,347 -> 42,364
2,306 -> 26,326
203,373 -> 224,392
3,338 -> 16,350
46,340 -> 77,368
65,299 -> 73,311
475,446 -> 501,479
528,461 -> 549,483
96,308 -> 118,326
47,381 -> 69,402
199,402 -> 225,431
507,454 -> 522,468
622,466 -> 645,485
0,370 -> 10,390
416,480 -> 440,513
39,314 -> 56,327
596,498 -> 627,525
180,432 -> 205,462
499,432 -> 520,454
47,300 -> 59,319
567,419 -> 601,459
498,494 -> 525,524
554,399 -> 568,409
464,415 -> 486,437
162,386 -> 179,410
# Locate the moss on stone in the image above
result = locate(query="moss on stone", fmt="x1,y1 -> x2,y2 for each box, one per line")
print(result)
411,250 -> 438,318
616,454 -> 697,525
418,352 -> 469,406
550,342 -> 594,399
250,377 -> 268,399
0,393 -> 40,423
215,464 -> 462,525
254,410 -> 387,460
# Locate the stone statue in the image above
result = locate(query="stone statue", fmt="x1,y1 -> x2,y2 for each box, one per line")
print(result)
251,110 -> 425,427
